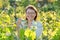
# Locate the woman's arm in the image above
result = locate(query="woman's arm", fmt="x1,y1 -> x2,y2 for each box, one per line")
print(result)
16,18 -> 22,30
36,22 -> 43,40
15,18 -> 22,39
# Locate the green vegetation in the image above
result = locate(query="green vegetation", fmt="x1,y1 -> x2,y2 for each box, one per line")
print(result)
0,0 -> 60,40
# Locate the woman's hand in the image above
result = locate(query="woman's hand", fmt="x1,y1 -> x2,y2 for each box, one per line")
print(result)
16,18 -> 21,25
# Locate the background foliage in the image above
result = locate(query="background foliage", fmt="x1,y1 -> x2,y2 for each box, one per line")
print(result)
0,0 -> 60,40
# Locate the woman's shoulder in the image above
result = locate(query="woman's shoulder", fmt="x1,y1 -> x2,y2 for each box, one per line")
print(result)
36,21 -> 43,28
36,21 -> 42,25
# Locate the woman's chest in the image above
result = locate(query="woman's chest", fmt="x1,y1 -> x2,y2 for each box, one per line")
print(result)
19,20 -> 38,30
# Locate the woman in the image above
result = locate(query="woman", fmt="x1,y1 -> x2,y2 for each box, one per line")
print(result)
16,5 -> 43,40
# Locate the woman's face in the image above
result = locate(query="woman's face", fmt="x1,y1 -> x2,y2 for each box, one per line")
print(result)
26,8 -> 36,21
